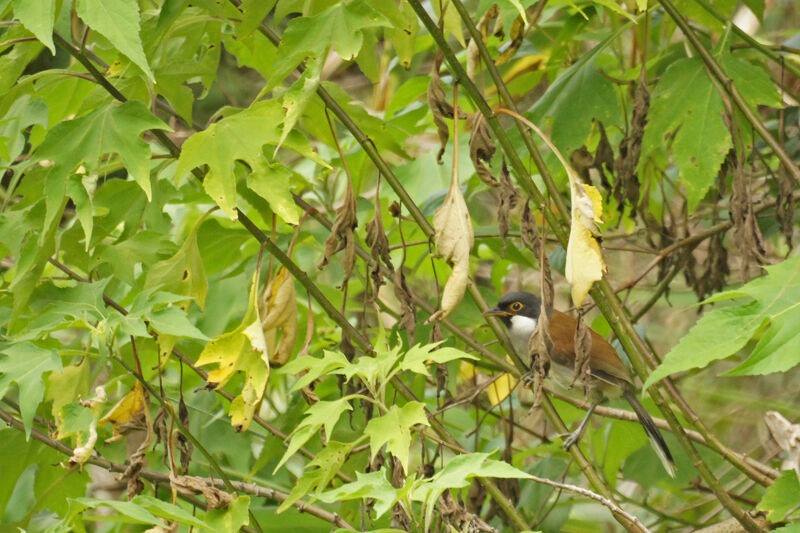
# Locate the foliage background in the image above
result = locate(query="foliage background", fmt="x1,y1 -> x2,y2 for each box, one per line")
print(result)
0,0 -> 799,532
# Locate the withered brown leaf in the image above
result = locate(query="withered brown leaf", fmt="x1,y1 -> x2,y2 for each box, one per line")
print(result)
170,473 -> 232,509
318,178 -> 357,286
427,53 -> 465,164
469,112 -> 498,187
497,161 -> 520,250
570,308 -> 593,394
614,70 -> 649,217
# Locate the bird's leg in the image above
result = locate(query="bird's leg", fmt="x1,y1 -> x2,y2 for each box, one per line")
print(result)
561,401 -> 597,449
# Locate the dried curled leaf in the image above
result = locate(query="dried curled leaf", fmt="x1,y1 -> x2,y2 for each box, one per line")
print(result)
365,196 -> 394,292
170,473 -> 231,509
393,267 -> 417,340
520,199 -> 541,257
527,299 -> 552,408
259,266 -> 298,366
197,270 -> 269,432
469,113 -> 498,186
731,152 -> 767,279
177,396 -> 193,474
776,163 -> 794,248
428,170 -> 474,323
319,178 -> 357,286
566,181 -> 606,305
497,161 -> 520,249
570,309 -> 592,394
427,53 -> 465,164
614,71 -> 648,217
99,381 -> 148,443
466,6 -> 498,79
495,16 -> 525,66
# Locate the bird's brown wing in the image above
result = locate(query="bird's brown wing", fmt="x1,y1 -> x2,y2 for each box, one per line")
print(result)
549,310 -> 632,384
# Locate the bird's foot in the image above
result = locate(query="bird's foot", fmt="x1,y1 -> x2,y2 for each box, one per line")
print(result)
521,371 -> 536,387
558,428 -> 585,450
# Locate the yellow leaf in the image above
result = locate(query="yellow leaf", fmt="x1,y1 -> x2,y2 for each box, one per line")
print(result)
459,362 -> 517,406
259,267 -> 298,366
459,361 -> 477,381
197,270 -> 269,432
566,182 -> 606,305
99,382 -> 147,442
429,168 -> 474,323
47,362 -> 90,432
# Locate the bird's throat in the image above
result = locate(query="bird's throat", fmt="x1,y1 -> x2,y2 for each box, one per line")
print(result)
508,315 -> 538,356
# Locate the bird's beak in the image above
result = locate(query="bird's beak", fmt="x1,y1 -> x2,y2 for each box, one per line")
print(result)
483,307 -> 511,317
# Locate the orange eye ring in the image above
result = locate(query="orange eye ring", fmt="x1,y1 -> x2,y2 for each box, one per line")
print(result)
510,302 -> 523,312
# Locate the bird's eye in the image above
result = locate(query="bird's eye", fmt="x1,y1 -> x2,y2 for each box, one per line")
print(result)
510,302 -> 523,312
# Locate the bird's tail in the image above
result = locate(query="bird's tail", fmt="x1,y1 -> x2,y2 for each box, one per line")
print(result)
622,388 -> 676,477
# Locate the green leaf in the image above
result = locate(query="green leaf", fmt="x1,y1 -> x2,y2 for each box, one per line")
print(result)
0,428 -> 90,519
246,164 -> 302,226
267,0 -> 391,88
175,100 -> 325,220
65,497 -> 161,526
144,213 -> 209,311
277,349 -> 350,392
75,0 -> 154,80
428,452 -> 532,490
276,56 -> 322,156
742,0 -> 764,20
12,0 -> 55,53
529,48 -> 624,153
412,452 -> 532,530
645,255 -> 800,389
238,0 -> 276,37
364,402 -> 429,472
720,53 -> 781,109
317,470 -> 398,518
146,306 -> 210,340
33,100 -> 168,228
274,398 -> 353,472
757,470 -> 800,521
204,494 -> 250,532
399,343 -> 476,375
277,441 -> 354,513
0,27 -> 43,97
641,57 -> 732,211
132,495 -> 211,529
0,342 -> 61,438
66,175 -> 93,250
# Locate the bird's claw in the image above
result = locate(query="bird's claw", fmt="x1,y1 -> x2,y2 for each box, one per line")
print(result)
521,371 -> 536,387
558,430 -> 583,450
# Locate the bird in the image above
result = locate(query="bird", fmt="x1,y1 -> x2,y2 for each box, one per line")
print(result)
484,290 -> 676,477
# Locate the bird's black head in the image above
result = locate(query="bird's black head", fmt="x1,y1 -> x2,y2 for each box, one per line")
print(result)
483,291 -> 542,327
